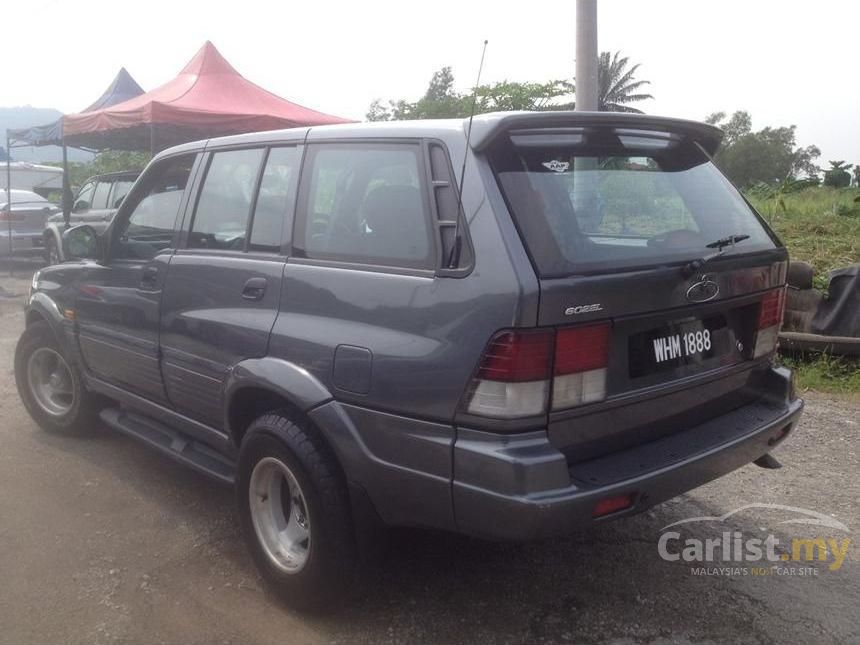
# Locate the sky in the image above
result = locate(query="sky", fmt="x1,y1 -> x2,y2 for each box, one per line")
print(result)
3,0 -> 858,165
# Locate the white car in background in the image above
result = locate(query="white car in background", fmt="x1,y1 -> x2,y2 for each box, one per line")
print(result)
0,189 -> 60,258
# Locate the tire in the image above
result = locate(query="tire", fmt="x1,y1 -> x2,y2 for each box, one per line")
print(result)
14,321 -> 103,435
44,235 -> 61,265
787,261 -> 814,290
236,412 -> 356,610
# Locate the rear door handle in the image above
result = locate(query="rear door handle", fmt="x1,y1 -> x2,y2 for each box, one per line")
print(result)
140,266 -> 159,289
242,277 -> 267,301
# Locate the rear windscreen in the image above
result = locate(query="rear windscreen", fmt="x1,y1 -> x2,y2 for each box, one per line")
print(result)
487,129 -> 776,276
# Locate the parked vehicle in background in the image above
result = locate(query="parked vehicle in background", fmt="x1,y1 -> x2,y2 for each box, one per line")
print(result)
42,170 -> 139,264
16,112 -> 803,609
0,189 -> 60,258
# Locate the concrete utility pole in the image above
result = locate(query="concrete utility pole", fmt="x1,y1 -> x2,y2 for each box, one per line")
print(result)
575,0 -> 598,111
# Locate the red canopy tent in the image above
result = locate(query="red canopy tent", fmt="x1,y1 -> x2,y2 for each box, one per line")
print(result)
63,41 -> 351,152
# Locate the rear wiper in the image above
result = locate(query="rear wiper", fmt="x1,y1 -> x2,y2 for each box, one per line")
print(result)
705,234 -> 750,250
681,234 -> 750,278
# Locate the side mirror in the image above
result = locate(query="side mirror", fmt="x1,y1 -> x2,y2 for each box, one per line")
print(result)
72,200 -> 90,213
62,224 -> 102,261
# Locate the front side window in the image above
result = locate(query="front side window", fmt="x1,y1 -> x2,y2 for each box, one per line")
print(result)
112,154 -> 195,260
91,181 -> 111,210
488,129 -> 775,276
189,148 -> 265,251
298,143 -> 432,269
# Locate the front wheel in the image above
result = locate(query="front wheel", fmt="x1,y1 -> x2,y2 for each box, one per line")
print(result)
236,412 -> 356,609
15,321 -> 103,434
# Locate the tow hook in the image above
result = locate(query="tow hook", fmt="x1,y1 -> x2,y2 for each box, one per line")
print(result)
753,453 -> 782,469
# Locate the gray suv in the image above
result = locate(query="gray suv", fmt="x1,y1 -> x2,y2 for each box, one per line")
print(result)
15,112 -> 803,608
42,170 -> 139,264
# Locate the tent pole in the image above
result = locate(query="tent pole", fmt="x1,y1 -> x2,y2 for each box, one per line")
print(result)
62,140 -> 71,226
5,134 -> 12,276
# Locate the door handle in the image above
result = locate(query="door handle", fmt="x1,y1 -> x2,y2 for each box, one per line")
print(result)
242,277 -> 267,301
140,266 -> 159,289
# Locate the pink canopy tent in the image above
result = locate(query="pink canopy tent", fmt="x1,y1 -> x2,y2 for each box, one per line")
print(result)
63,41 -> 351,152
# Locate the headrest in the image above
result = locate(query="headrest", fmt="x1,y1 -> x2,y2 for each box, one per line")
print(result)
361,185 -> 422,233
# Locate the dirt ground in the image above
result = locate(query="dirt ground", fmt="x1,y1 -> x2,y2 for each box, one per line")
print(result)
0,266 -> 857,645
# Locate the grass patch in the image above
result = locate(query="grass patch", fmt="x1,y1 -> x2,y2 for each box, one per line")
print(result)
745,186 -> 860,395
778,354 -> 860,396
747,186 -> 860,291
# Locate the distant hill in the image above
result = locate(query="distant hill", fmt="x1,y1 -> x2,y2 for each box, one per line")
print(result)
0,106 -> 93,163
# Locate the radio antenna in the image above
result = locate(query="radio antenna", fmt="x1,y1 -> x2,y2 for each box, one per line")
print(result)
447,39 -> 488,269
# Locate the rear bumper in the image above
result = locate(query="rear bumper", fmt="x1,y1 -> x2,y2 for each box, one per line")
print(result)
0,231 -> 44,255
452,366 -> 803,540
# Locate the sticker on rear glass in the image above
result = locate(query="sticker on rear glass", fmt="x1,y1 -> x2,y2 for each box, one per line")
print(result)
542,160 -> 570,173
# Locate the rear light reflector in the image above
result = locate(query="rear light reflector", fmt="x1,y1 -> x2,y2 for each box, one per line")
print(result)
757,288 -> 785,329
552,323 -> 610,410
466,329 -> 553,418
593,494 -> 633,518
754,288 -> 785,358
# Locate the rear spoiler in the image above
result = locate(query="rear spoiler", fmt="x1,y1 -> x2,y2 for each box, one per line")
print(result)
467,111 -> 724,157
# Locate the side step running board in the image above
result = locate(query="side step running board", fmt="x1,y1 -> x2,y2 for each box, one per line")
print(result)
100,408 -> 236,485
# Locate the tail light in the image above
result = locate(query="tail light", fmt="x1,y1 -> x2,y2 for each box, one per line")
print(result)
465,323 -> 611,419
0,208 -> 24,222
753,288 -> 785,358
466,329 -> 553,418
553,323 -> 610,410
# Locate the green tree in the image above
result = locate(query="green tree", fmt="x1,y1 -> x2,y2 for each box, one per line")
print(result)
569,51 -> 653,113
705,111 -> 821,187
823,161 -> 852,188
366,67 -> 570,121
474,80 -> 572,112
49,150 -> 151,191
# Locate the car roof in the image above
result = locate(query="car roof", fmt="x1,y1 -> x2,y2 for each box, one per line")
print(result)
1,189 -> 49,204
83,170 -> 142,183
153,111 -> 724,161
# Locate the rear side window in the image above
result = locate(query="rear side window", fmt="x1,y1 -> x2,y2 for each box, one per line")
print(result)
296,143 -> 432,269
190,148 -> 265,251
488,130 -> 775,276
110,180 -> 135,209
91,181 -> 111,210
249,146 -> 300,252
73,181 -> 95,211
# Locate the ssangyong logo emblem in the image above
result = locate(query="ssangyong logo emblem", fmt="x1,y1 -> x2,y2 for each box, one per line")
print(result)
686,274 -> 720,303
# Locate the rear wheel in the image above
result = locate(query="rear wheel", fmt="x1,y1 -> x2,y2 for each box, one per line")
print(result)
15,321 -> 103,435
236,412 -> 356,609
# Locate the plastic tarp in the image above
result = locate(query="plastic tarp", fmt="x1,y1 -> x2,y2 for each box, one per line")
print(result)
62,42 -> 351,151
812,264 -> 860,338
7,68 -> 144,147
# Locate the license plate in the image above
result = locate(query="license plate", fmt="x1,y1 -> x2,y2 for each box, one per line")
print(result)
629,316 -> 728,378
653,328 -> 712,363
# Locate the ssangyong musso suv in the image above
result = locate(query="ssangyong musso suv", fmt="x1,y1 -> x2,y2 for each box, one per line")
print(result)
15,112 -> 803,608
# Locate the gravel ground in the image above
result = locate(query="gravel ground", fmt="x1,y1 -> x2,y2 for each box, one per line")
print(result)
0,267 -> 857,645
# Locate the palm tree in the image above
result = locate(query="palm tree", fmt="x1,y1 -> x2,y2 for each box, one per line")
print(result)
571,51 -> 654,113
